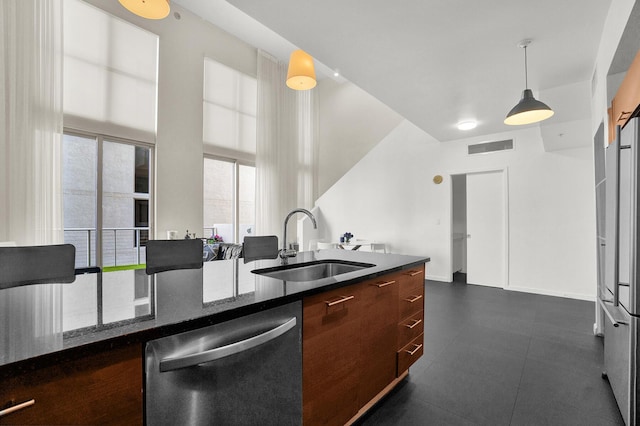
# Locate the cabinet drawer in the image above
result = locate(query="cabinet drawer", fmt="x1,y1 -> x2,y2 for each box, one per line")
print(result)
397,310 -> 424,349
397,334 -> 424,375
399,286 -> 424,321
398,269 -> 424,300
303,286 -> 360,338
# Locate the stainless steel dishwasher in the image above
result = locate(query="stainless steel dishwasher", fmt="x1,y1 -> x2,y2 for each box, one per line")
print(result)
145,301 -> 302,425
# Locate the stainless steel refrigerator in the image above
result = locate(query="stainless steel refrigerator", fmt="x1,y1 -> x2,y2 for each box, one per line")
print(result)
600,116 -> 640,426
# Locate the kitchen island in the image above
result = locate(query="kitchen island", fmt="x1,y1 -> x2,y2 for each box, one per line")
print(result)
0,249 -> 429,425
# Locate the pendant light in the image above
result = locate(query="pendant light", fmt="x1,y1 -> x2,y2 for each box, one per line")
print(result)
119,0 -> 170,20
504,40 -> 554,126
286,50 -> 317,90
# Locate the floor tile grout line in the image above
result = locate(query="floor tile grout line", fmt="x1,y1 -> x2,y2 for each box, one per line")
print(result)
508,333 -> 532,425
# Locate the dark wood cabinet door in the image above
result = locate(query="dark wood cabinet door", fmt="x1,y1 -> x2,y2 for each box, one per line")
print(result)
303,285 -> 362,426
357,275 -> 398,408
0,344 -> 143,425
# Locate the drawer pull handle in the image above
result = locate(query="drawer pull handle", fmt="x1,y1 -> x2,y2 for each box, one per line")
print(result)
405,343 -> 423,356
405,318 -> 422,329
405,295 -> 423,303
618,111 -> 632,122
326,295 -> 355,307
0,399 -> 35,418
372,280 -> 395,288
407,270 -> 422,276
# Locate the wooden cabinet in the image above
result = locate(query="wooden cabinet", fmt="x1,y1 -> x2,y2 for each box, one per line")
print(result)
0,344 -> 143,425
358,275 -> 398,408
303,285 -> 362,426
396,268 -> 425,376
303,265 -> 425,426
609,48 -> 640,143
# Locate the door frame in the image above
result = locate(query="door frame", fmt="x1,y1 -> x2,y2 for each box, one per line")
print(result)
447,167 -> 509,288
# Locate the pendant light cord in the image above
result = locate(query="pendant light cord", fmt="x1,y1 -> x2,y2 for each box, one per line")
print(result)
523,45 -> 528,89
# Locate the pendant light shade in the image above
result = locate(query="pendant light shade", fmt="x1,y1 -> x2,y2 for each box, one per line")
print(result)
504,40 -> 553,126
118,0 -> 170,20
286,50 -> 317,90
504,89 -> 554,125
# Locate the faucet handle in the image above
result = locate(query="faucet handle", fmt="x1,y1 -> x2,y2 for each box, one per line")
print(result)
279,248 -> 298,260
284,249 -> 297,258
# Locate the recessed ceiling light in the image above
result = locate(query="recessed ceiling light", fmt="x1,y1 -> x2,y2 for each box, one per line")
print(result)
333,69 -> 340,77
457,120 -> 477,131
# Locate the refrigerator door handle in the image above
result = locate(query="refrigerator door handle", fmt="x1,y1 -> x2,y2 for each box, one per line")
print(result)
614,124 -> 622,307
159,317 -> 297,372
598,298 -> 629,327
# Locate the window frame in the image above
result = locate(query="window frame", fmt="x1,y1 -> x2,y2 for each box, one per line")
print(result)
63,127 -> 155,268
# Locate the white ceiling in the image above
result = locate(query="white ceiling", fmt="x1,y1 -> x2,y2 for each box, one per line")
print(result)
173,0 -> 612,142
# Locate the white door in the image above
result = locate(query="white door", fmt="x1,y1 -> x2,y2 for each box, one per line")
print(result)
466,170 -> 506,287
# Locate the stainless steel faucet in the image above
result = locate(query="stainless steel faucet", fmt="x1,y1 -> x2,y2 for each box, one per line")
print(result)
280,208 -> 317,263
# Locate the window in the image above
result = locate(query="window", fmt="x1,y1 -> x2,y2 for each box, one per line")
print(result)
63,133 -> 153,268
134,199 -> 149,248
203,158 -> 255,243
203,59 -> 257,242
62,133 -> 98,267
61,1 -> 158,332
238,164 -> 256,241
62,0 -> 157,268
135,146 -> 150,193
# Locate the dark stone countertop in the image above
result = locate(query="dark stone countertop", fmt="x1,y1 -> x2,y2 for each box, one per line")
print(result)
0,249 -> 429,378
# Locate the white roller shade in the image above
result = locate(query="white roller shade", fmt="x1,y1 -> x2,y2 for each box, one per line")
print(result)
203,58 -> 257,156
63,0 -> 158,143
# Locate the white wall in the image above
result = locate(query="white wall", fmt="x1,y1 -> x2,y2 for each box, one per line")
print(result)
317,80 -> 403,196
315,120 -> 597,300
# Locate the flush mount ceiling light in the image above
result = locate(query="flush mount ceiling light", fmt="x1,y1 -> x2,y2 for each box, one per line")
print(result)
504,40 -> 554,126
286,50 -> 317,90
118,0 -> 170,20
457,120 -> 477,131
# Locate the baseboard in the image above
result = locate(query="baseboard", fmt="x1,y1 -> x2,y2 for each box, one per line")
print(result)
425,274 -> 450,282
505,285 -> 595,302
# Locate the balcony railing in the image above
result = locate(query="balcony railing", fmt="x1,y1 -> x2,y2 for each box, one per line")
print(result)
64,227 -> 149,268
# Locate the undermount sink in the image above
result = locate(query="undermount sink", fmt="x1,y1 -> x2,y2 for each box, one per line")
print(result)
252,260 -> 375,282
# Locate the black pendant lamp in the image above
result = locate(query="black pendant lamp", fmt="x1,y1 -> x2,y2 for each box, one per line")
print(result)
504,40 -> 554,126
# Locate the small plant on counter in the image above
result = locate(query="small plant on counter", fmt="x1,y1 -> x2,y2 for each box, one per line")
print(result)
343,232 -> 353,244
206,234 -> 224,244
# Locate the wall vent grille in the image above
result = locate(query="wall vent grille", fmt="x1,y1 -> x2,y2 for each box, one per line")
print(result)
468,139 -> 514,155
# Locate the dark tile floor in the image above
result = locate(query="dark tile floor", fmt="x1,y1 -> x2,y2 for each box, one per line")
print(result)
359,276 -> 625,426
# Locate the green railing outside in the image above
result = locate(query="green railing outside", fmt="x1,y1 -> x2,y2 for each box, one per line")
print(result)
102,264 -> 146,273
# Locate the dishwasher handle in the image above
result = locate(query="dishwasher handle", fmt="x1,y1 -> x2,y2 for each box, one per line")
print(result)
159,317 -> 297,372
